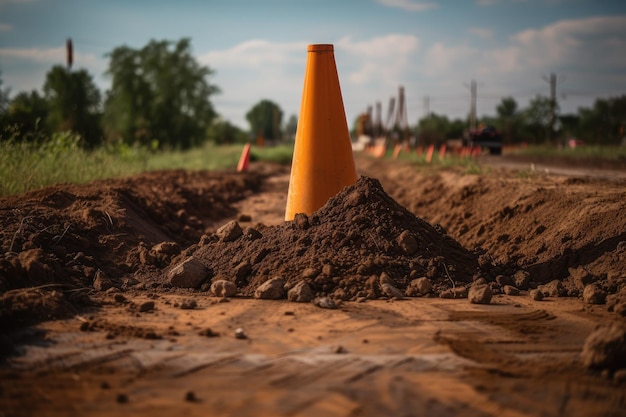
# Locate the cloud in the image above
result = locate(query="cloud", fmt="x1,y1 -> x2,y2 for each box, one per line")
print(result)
376,0 -> 438,12
469,27 -> 493,39
337,34 -> 420,85
511,15 -> 626,70
199,40 -> 307,69
0,23 -> 11,31
0,46 -> 102,68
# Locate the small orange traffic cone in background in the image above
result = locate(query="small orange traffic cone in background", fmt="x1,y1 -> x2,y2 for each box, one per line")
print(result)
425,144 -> 435,163
237,143 -> 251,172
284,44 -> 358,221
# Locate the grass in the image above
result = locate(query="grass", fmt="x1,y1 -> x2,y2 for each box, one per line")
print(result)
0,134 -> 294,197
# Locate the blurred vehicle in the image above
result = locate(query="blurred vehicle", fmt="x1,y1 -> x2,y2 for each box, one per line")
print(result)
467,124 -> 503,155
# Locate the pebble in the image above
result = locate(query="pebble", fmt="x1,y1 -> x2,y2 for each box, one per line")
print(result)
312,297 -> 338,309
381,283 -> 404,300
234,328 -> 247,339
139,301 -> 155,312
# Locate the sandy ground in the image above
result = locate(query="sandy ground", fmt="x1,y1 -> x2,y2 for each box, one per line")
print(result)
1,152 -> 626,417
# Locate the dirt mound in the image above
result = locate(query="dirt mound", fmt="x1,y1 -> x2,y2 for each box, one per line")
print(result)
0,169 -> 264,329
190,176 -> 493,301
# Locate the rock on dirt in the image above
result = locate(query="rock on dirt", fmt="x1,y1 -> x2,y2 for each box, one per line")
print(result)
287,281 -> 315,302
405,277 -> 432,297
211,279 -> 237,298
167,257 -> 211,288
468,284 -> 492,304
583,284 -> 606,305
254,277 -> 286,299
580,323 -> 626,371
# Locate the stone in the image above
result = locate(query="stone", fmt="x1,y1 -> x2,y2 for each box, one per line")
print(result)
381,283 -> 404,300
152,241 -> 181,256
468,284 -> 492,304
529,289 -> 544,301
379,272 -> 395,286
313,297 -> 338,309
243,227 -> 262,241
397,230 -> 418,255
293,213 -> 310,230
583,284 -> 606,305
288,281 -> 315,302
180,299 -> 197,309
568,266 -> 596,290
216,220 -> 243,242
405,277 -> 432,297
503,285 -> 520,296
539,279 -> 565,297
211,279 -> 237,298
234,260 -> 251,284
580,323 -> 626,370
139,301 -> 155,312
254,277 -> 286,299
440,287 -> 468,299
495,275 -> 512,286
614,303 -> 626,316
167,257 -> 210,288
93,269 -> 114,291
513,270 -> 530,289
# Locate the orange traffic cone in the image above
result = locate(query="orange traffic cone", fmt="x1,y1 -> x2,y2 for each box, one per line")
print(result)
284,44 -> 358,221
425,144 -> 435,163
237,143 -> 251,172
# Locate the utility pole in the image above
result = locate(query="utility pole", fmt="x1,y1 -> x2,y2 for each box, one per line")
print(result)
469,79 -> 477,130
66,38 -> 73,70
542,72 -> 557,141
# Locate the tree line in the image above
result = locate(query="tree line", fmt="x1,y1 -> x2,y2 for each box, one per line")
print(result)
1,37 -> 624,149
414,94 -> 626,146
0,38 -> 288,149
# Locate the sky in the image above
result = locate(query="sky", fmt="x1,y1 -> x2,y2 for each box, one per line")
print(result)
1,0 -> 625,131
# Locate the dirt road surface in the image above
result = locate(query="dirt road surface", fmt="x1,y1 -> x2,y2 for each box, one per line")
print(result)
1,152 -> 626,417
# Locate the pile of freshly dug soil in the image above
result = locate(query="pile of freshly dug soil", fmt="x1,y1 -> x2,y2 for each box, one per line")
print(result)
189,176 -> 498,301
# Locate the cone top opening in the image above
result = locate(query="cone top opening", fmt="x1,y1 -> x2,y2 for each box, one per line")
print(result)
308,44 -> 333,52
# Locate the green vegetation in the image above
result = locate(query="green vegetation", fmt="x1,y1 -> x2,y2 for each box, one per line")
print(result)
0,138 -> 294,197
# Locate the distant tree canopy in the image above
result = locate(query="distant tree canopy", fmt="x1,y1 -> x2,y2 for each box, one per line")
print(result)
207,118 -> 248,145
4,90 -> 49,139
103,38 -> 219,149
246,99 -> 283,140
44,65 -> 102,147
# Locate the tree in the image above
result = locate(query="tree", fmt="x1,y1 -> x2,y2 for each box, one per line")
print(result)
246,99 -> 283,141
103,38 -> 219,149
416,113 -> 464,146
207,118 -> 248,145
495,96 -> 519,143
43,65 -> 102,147
284,114 -> 298,140
575,96 -> 626,145
521,95 -> 557,144
2,91 -> 49,141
